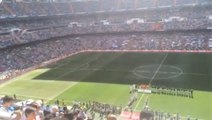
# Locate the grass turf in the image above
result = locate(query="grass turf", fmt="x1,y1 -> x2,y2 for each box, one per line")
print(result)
0,52 -> 211,119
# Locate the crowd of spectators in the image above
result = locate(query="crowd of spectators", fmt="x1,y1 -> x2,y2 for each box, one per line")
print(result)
138,99 -> 199,120
1,21 -> 212,49
0,31 -> 211,81
0,1 -> 211,120
79,32 -> 211,50
0,27 -> 72,49
0,3 -> 211,49
140,107 -> 196,120
88,101 -> 122,119
0,0 -> 211,18
0,95 -> 200,120
1,4 -> 212,32
0,95 -> 120,120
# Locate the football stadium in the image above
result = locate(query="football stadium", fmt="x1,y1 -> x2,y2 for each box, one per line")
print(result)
0,0 -> 212,120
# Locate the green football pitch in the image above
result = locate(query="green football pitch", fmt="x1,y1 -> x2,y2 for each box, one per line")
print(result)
0,52 -> 211,119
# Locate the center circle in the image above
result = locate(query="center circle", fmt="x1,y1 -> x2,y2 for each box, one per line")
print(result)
133,65 -> 183,80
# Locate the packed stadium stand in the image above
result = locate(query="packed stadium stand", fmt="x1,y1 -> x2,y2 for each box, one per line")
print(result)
0,0 -> 212,119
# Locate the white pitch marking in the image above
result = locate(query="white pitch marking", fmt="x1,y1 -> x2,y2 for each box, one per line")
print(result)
48,56 -> 100,101
134,53 -> 168,111
149,54 -> 168,85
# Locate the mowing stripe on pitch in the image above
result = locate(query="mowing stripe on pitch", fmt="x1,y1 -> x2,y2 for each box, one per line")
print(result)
48,55 -> 100,101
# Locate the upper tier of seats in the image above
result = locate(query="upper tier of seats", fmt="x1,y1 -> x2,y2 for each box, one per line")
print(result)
0,0 -> 211,18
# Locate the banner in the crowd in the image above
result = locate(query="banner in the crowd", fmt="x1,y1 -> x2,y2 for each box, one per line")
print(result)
138,84 -> 151,94
137,89 -> 152,94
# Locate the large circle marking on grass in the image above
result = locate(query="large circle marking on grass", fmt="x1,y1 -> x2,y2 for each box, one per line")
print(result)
133,65 -> 183,80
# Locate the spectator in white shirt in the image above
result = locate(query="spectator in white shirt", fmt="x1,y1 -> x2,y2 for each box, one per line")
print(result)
0,96 -> 22,120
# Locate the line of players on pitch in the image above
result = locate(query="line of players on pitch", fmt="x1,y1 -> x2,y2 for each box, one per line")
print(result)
129,84 -> 194,99
150,85 -> 194,98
